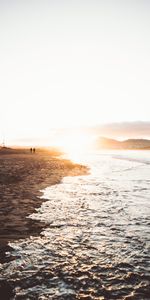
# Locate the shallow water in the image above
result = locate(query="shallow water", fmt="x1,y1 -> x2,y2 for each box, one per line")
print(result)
1,151 -> 150,299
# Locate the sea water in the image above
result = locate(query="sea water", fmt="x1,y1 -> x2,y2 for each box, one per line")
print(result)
0,151 -> 150,299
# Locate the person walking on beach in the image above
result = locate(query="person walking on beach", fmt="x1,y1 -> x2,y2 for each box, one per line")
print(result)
30,148 -> 32,153
33,148 -> 35,153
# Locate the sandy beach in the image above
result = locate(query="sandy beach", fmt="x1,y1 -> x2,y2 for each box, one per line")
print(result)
0,148 -> 87,263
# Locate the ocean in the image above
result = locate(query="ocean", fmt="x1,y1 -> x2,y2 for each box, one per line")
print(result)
1,151 -> 150,299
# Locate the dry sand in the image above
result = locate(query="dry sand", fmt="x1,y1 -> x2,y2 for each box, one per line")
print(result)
0,148 -> 88,263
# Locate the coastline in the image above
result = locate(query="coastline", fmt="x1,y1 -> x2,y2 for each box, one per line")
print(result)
0,148 -> 88,263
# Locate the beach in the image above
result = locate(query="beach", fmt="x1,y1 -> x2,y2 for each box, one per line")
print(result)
0,150 -> 150,299
0,148 -> 87,264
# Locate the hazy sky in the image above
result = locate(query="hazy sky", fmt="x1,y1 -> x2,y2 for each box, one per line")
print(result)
0,0 -> 150,142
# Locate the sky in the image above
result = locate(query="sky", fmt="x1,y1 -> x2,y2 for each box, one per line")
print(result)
0,0 -> 150,144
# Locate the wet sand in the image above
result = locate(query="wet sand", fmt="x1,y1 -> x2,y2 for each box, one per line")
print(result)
0,148 -> 87,263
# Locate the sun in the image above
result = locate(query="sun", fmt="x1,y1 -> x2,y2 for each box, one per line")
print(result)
53,131 -> 91,162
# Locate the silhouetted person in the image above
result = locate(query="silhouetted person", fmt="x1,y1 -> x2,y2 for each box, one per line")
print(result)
30,148 -> 32,153
33,148 -> 35,153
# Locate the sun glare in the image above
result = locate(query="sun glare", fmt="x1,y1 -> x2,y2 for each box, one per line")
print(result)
53,132 -> 91,162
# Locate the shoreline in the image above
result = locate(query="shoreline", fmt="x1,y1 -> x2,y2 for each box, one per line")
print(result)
0,148 -> 88,263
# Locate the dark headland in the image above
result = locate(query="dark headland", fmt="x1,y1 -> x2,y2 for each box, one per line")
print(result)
95,137 -> 150,150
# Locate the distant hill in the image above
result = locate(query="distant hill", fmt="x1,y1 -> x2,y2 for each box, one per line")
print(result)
95,137 -> 150,150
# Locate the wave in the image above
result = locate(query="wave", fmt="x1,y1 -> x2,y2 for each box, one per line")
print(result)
112,154 -> 150,165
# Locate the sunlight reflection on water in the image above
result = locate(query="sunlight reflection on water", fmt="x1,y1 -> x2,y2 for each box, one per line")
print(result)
1,151 -> 150,299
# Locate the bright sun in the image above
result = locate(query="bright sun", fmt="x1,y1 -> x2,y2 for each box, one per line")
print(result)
53,131 -> 91,162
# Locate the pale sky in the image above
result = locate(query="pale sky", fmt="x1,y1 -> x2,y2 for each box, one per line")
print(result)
0,0 -> 150,143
